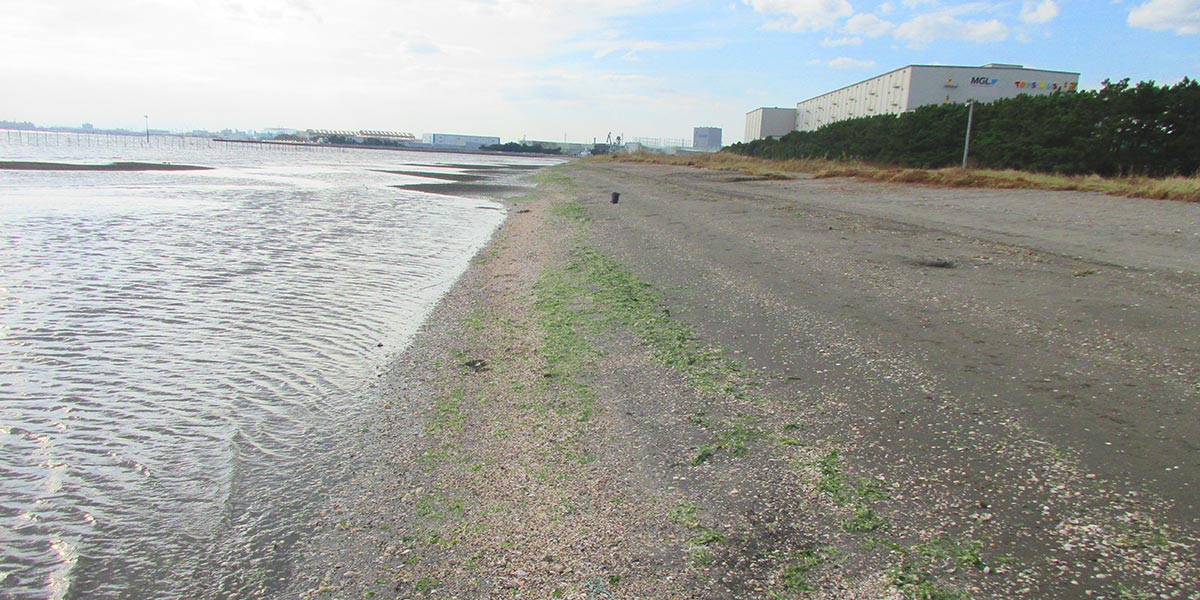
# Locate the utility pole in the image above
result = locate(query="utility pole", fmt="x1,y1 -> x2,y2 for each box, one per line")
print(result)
961,100 -> 974,169
144,115 -> 150,143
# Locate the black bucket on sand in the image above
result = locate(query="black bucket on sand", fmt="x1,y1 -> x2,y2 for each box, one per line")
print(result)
611,192 -> 620,204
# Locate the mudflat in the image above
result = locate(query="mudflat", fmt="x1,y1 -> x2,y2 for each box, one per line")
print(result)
0,160 -> 213,171
288,161 -> 1199,599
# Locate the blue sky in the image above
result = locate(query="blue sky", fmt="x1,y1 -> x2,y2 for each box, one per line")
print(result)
1,0 -> 1196,144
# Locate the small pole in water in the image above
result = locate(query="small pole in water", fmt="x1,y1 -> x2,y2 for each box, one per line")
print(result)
610,192 -> 620,204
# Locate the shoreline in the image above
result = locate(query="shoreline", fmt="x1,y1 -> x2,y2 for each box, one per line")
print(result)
212,138 -> 565,158
286,162 -> 1199,599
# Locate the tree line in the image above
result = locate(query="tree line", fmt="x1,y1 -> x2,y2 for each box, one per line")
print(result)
481,142 -> 563,155
728,78 -> 1199,177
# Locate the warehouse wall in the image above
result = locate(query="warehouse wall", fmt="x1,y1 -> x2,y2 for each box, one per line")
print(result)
792,64 -> 1079,132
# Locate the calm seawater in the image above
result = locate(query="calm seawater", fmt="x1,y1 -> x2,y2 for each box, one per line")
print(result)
0,135 -> 556,598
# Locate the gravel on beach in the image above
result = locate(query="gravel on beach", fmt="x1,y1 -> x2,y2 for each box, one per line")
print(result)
285,160 -> 1199,599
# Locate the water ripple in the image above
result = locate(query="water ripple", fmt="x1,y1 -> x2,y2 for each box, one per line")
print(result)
0,145 -> 550,598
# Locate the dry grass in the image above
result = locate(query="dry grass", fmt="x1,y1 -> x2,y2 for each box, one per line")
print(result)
600,152 -> 1200,203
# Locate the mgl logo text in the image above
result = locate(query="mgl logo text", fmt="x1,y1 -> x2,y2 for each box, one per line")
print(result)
970,76 -> 999,86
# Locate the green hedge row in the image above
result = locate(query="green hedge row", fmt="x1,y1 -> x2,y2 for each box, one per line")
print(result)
727,78 -> 1200,177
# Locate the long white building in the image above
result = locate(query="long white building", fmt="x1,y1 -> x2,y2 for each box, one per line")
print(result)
421,133 -> 501,150
745,63 -> 1080,141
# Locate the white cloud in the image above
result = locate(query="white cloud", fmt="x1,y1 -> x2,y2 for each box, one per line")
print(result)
0,0 -> 674,138
587,36 -> 723,61
894,5 -> 1009,45
748,0 -> 1032,46
828,56 -> 880,68
1128,0 -> 1200,34
743,0 -> 854,31
1019,0 -> 1060,24
845,12 -> 897,35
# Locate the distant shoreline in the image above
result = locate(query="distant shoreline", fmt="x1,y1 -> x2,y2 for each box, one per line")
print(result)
0,161 -> 213,171
212,138 -> 570,158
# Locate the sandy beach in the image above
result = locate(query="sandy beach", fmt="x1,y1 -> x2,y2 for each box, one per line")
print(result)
285,160 -> 1199,599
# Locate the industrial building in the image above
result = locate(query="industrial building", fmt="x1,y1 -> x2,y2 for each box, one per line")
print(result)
692,127 -> 723,151
745,63 -> 1080,141
305,129 -> 418,143
421,133 -> 501,151
744,108 -> 797,143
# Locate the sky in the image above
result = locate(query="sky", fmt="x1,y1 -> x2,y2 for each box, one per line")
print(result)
1,0 -> 1197,144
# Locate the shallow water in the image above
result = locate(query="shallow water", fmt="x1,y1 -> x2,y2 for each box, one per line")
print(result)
0,136 -> 556,598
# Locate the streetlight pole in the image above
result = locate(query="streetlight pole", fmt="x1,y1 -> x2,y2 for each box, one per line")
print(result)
961,100 -> 974,169
144,115 -> 149,143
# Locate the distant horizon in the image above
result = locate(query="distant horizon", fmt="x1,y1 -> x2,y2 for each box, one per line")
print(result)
0,60 -> 1186,147
2,1 -> 1196,142
0,120 -> 625,147
4,61 -> 1187,146
0,58 -> 1169,147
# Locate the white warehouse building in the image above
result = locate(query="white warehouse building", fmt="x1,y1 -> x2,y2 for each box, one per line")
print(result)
745,63 -> 1080,141
421,133 -> 501,150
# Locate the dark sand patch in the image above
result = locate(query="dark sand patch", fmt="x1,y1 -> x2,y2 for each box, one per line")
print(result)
0,161 -> 213,171
372,169 -> 489,182
394,182 -> 530,197
439,163 -> 546,170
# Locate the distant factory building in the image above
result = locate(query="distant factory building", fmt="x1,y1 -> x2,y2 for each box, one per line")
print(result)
305,129 -> 418,143
692,127 -> 723,151
745,63 -> 1080,141
359,130 -> 418,142
421,133 -> 501,151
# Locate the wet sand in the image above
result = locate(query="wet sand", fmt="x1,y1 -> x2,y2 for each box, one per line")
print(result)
393,182 -> 533,198
287,161 -> 1199,599
0,161 -> 213,171
373,169 -> 490,182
